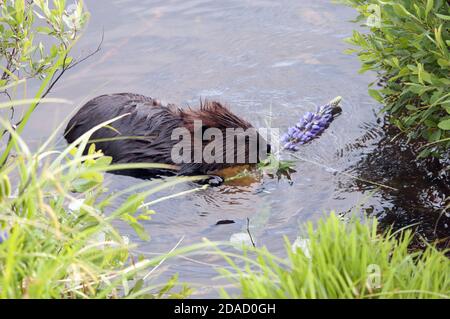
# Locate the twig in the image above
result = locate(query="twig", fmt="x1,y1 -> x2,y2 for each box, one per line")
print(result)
139,185 -> 208,209
142,236 -> 185,281
290,153 -> 398,191
246,218 -> 256,247
433,200 -> 449,236
66,29 -> 104,72
1,32 -> 104,168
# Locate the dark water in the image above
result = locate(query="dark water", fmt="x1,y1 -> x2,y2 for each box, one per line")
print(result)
20,0 -> 448,296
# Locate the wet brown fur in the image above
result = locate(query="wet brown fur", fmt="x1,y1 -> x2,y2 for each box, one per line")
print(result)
64,93 -> 268,179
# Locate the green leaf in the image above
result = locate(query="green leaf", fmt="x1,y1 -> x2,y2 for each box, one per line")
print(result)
128,279 -> 145,296
80,171 -> 104,183
437,118 -> 450,130
71,178 -> 98,193
14,0 -> 25,23
36,26 -> 52,34
94,156 -> 113,167
417,147 -> 432,158
437,58 -> 450,68
429,129 -> 441,142
344,49 -> 357,55
368,89 -> 383,103
122,213 -> 150,241
392,4 -> 412,18
435,13 -> 450,20
115,194 -> 145,217
417,63 -> 432,84
425,0 -> 433,18
444,105 -> 450,114
434,25 -> 446,53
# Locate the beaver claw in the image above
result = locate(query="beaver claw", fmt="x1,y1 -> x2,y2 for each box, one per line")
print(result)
201,175 -> 224,186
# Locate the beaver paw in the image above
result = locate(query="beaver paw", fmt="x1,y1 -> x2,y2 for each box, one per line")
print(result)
200,175 -> 224,186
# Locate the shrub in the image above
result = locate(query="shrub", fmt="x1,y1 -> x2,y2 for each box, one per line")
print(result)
0,0 -> 90,165
218,213 -> 450,299
0,0 -> 89,85
338,0 -> 450,158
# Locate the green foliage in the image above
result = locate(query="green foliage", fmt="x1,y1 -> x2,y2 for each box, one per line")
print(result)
0,120 -> 202,298
219,213 -> 450,299
338,0 -> 450,157
0,0 -> 89,85
0,0 -> 199,299
0,0 -> 91,166
1,0 -> 447,300
257,154 -> 297,181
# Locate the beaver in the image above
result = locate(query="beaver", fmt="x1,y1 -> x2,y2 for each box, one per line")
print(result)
64,93 -> 270,183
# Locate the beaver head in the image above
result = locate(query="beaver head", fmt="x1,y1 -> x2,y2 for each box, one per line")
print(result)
173,100 -> 271,175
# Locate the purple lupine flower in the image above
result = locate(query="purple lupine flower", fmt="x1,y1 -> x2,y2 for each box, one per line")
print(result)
282,96 -> 342,151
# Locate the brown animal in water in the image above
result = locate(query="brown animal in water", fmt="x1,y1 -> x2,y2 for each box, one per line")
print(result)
64,93 -> 270,184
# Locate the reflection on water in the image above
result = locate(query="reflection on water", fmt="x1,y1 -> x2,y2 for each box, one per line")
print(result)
341,120 -> 449,250
18,0 -> 449,296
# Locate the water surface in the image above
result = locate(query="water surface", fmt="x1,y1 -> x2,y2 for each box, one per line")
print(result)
20,0 -> 449,297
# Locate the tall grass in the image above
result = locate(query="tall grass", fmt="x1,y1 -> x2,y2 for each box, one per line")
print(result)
0,0 -> 214,299
217,213 -> 450,299
0,104 -> 211,298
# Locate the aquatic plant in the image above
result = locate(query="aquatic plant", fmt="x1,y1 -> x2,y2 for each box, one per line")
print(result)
217,213 -> 450,299
281,97 -> 342,151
